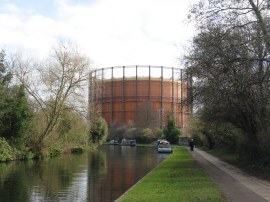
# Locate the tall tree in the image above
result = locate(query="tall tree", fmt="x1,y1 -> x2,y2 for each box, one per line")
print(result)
1,85 -> 33,144
189,0 -> 270,54
163,115 -> 180,144
0,50 -> 12,87
0,50 -> 9,134
187,0 -> 270,158
13,41 -> 91,151
0,50 -> 32,145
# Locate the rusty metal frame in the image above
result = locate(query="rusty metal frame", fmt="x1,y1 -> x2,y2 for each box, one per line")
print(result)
89,65 -> 189,129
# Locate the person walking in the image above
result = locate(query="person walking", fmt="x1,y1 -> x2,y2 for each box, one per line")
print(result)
189,138 -> 195,151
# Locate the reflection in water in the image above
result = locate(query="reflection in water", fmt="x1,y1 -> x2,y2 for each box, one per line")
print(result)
90,149 -> 108,177
0,145 -> 169,202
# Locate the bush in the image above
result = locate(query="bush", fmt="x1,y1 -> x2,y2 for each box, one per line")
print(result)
152,128 -> 164,139
135,128 -> 154,143
137,128 -> 164,143
163,116 -> 181,144
0,137 -> 15,161
109,125 -> 163,144
125,127 -> 138,139
48,147 -> 62,157
237,135 -> 262,162
90,117 -> 108,144
57,110 -> 89,149
0,85 -> 33,146
164,128 -> 180,144
34,109 -> 90,157
24,151 -> 35,159
108,123 -> 130,141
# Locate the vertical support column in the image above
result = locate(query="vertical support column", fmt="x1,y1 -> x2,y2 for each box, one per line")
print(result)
110,67 -> 114,125
91,71 -> 97,119
148,66 -> 151,127
180,69 -> 183,129
161,66 -> 164,128
188,71 -> 193,114
101,68 -> 105,118
93,70 -> 97,103
189,74 -> 193,114
89,72 -> 92,102
172,67 -> 175,119
149,65 -> 151,101
122,66 -> 125,123
88,72 -> 93,119
136,65 -> 138,122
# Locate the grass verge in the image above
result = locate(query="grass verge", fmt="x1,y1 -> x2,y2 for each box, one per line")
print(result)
205,147 -> 270,181
117,147 -> 225,202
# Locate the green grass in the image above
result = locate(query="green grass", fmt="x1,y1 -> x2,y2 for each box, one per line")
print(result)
205,148 -> 238,163
205,147 -> 270,181
117,147 -> 225,202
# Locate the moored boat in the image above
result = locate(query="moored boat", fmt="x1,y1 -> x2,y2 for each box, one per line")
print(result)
109,139 -> 119,145
157,140 -> 172,153
121,139 -> 136,146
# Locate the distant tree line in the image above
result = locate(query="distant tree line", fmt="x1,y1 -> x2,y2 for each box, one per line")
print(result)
108,114 -> 181,144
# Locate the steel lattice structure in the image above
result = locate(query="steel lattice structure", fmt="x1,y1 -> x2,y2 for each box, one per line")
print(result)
89,65 -> 191,129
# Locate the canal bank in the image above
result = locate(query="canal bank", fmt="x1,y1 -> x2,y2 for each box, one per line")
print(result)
116,147 -> 225,202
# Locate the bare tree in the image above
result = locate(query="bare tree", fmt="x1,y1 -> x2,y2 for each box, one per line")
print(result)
135,101 -> 160,128
12,41 -> 91,151
186,8 -> 270,159
189,0 -> 270,53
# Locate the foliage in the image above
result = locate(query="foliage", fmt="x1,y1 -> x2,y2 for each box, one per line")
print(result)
189,0 -> 270,53
37,108 -> 90,156
141,128 -> 155,142
0,50 -> 12,87
109,122 -> 163,144
135,127 -> 163,144
0,137 -> 16,161
1,85 -> 33,145
58,109 -> 89,148
0,50 -> 33,147
13,41 -> 90,152
163,115 -> 181,144
90,117 -> 108,145
0,50 -> 34,160
24,151 -> 35,159
189,115 -> 242,152
108,123 -> 126,141
124,126 -> 138,140
48,147 -> 62,157
186,0 -> 270,161
119,147 -> 225,202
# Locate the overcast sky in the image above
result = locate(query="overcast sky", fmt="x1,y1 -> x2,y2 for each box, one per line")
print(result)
0,0 -> 196,68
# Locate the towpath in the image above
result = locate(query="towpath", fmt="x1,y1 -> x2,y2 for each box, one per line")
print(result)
190,148 -> 270,202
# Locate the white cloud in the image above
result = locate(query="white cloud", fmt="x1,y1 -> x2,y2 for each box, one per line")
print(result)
0,0 -> 195,67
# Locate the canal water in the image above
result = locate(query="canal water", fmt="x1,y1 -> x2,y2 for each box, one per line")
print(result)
0,145 -> 169,202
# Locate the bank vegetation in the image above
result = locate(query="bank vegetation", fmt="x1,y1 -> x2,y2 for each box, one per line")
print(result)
0,41 -> 108,161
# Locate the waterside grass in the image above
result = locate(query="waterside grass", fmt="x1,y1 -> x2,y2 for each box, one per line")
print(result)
117,147 -> 225,202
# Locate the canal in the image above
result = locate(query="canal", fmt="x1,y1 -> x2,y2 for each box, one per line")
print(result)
0,145 -> 169,202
